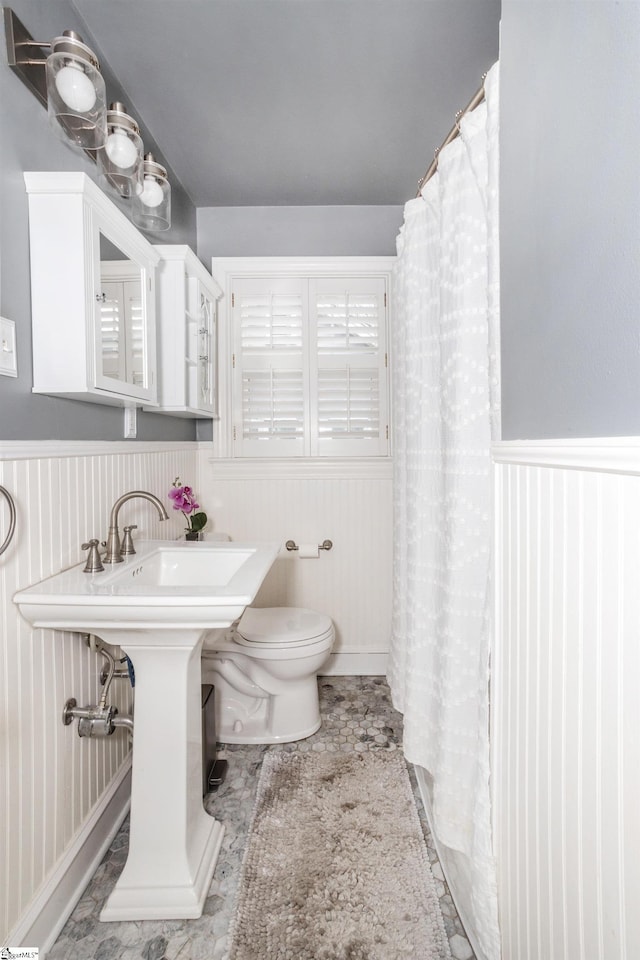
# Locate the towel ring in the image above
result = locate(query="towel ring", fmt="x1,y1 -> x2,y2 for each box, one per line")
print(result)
0,485 -> 16,557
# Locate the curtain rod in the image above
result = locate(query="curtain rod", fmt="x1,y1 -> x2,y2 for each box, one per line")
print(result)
415,76 -> 486,197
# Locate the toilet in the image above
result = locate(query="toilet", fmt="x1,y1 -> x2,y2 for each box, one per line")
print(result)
201,606 -> 335,744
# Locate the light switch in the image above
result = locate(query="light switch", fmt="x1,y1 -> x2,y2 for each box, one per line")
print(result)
0,317 -> 17,377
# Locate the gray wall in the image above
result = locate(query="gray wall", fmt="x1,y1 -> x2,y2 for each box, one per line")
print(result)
0,0 -> 198,441
197,205 -> 403,260
500,0 -> 640,440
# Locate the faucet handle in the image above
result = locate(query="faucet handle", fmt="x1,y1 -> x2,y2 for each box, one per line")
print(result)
121,524 -> 138,556
81,539 -> 104,573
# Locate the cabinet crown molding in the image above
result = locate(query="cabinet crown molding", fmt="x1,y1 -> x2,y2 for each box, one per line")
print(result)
155,244 -> 223,298
24,172 -> 160,265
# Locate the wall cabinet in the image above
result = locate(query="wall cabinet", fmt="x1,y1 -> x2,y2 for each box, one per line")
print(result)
152,245 -> 223,418
24,172 -> 159,407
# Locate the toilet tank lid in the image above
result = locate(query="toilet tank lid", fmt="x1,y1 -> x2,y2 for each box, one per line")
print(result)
237,606 -> 333,643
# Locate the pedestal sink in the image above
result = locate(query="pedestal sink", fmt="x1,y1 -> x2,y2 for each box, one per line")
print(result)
14,539 -> 279,921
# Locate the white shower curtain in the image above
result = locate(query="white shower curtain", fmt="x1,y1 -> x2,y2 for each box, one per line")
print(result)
388,63 -> 501,960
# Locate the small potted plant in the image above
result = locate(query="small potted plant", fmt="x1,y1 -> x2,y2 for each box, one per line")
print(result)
168,477 -> 207,540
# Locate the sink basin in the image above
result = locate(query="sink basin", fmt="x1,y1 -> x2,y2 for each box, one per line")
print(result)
14,539 -> 280,630
108,544 -> 256,588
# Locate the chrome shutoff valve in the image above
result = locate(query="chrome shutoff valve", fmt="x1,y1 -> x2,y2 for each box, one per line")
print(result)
63,698 -> 118,737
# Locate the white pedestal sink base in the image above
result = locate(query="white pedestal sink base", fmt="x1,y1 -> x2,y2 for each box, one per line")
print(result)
96,628 -> 223,922
13,540 -> 280,922
100,817 -> 224,921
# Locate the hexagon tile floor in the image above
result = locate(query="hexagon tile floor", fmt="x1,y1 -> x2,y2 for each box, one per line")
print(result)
48,677 -> 476,960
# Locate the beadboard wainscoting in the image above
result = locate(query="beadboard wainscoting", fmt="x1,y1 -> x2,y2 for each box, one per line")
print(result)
0,442 -> 201,952
203,459 -> 393,674
492,440 -> 640,960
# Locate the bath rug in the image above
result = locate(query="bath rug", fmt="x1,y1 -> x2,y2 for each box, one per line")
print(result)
227,750 -> 452,960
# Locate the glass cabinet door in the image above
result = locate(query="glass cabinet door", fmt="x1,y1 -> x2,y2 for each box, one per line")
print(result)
152,246 -> 221,417
197,290 -> 214,412
95,231 -> 153,400
100,278 -> 145,386
187,278 -> 217,415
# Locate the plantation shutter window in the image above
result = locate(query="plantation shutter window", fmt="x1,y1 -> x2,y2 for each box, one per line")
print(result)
232,275 -> 388,458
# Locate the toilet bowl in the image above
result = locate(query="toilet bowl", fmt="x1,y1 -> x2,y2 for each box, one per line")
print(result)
201,606 -> 335,744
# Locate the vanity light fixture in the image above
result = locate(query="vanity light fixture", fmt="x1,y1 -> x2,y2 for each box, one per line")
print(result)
132,153 -> 171,233
3,7 -> 107,150
4,7 -> 172,231
98,102 -> 143,199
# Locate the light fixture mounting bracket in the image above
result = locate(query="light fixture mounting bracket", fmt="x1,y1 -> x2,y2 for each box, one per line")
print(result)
3,7 -> 49,108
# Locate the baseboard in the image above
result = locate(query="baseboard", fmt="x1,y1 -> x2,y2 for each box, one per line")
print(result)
6,758 -> 132,956
320,652 -> 388,676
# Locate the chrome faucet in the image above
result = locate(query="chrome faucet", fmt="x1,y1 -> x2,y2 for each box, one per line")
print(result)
104,490 -> 169,564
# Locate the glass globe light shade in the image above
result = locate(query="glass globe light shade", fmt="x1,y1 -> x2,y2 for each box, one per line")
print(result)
132,153 -> 171,231
46,33 -> 106,150
139,175 -> 164,208
97,103 -> 143,199
54,60 -> 96,112
105,128 -> 139,169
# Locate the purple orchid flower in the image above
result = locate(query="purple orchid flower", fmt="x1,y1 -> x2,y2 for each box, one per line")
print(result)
168,478 -> 207,534
169,485 -> 199,514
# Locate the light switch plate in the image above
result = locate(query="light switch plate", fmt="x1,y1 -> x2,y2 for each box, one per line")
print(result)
0,317 -> 17,377
124,405 -> 137,439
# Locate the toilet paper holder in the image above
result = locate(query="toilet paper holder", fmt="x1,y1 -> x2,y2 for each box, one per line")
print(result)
286,539 -> 333,552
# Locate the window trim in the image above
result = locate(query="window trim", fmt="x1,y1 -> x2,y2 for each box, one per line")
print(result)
210,256 -> 396,461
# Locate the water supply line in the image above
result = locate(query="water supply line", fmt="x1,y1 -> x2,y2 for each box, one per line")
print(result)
98,643 -> 116,708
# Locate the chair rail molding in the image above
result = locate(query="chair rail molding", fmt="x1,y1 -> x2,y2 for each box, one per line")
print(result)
492,437 -> 640,474
0,440 -> 207,460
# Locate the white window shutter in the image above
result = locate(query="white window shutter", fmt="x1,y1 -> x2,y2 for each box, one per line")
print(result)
241,368 -> 305,441
317,366 -> 381,437
233,278 -> 308,456
311,278 -> 388,456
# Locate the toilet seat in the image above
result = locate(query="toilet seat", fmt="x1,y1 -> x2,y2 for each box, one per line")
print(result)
235,606 -> 334,649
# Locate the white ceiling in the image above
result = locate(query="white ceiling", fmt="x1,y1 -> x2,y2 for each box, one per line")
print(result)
72,0 -> 501,207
